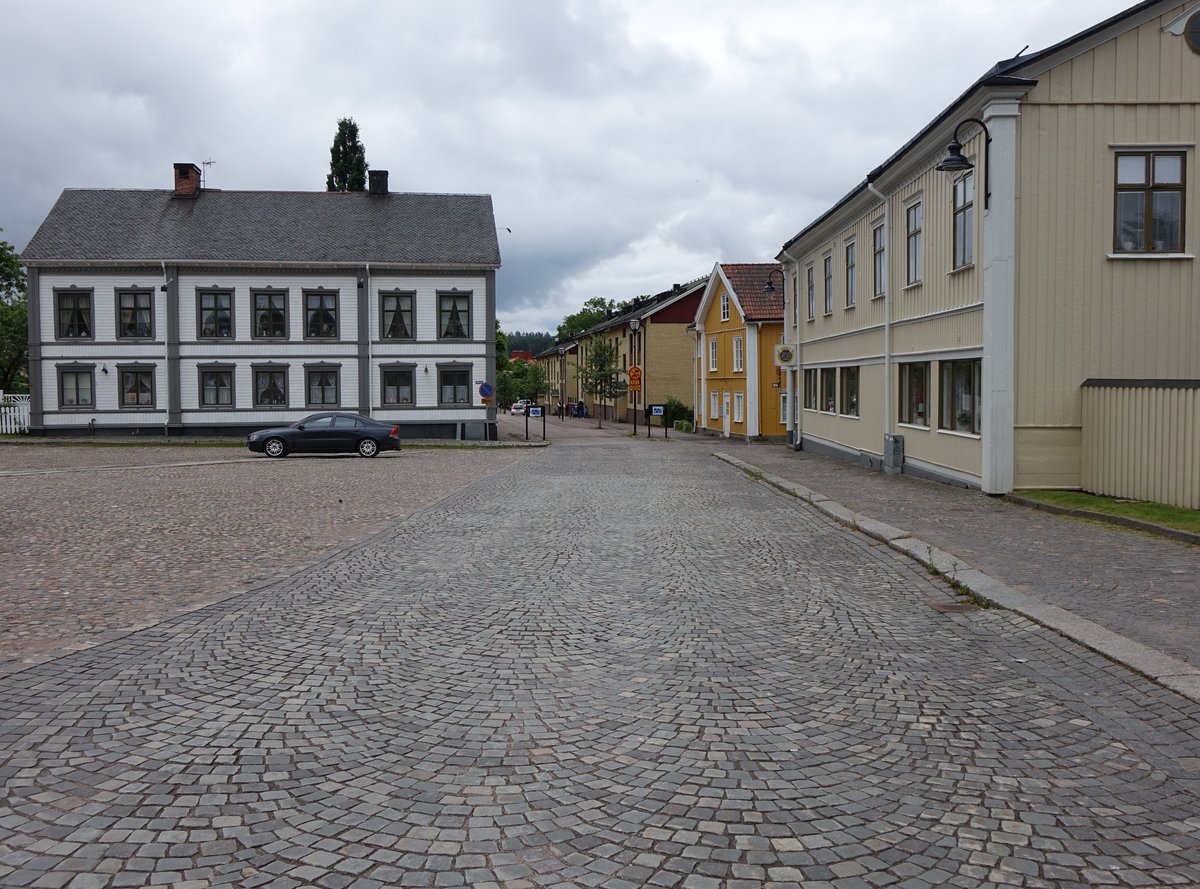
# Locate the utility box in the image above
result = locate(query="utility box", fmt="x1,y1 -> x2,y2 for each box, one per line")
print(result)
883,433 -> 904,475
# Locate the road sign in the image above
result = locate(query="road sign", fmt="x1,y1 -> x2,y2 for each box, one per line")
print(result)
650,405 -> 665,417
629,380 -> 641,392
479,382 -> 495,398
628,366 -> 643,382
530,406 -> 542,417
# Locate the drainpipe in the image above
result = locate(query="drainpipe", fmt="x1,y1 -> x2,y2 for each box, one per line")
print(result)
866,178 -> 891,453
364,262 -> 372,417
779,246 -> 801,450
161,261 -> 170,438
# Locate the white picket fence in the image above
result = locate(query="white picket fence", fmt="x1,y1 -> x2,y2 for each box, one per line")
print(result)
0,392 -> 31,434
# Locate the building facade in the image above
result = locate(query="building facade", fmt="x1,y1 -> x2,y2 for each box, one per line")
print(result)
779,0 -> 1200,507
694,263 -> 786,440
22,165 -> 502,439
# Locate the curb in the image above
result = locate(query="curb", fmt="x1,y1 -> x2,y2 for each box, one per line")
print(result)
716,452 -> 1200,705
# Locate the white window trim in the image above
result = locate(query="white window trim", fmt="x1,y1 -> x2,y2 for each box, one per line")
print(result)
708,337 -> 718,372
733,392 -> 744,423
720,293 -> 730,321
733,336 -> 744,372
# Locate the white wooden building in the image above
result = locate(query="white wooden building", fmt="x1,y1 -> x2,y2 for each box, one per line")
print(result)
22,164 -> 501,439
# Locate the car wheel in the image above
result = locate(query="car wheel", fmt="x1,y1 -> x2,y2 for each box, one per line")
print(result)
264,437 -> 287,458
357,438 -> 379,457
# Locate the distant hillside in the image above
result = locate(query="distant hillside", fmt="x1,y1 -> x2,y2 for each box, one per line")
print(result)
508,331 -> 554,355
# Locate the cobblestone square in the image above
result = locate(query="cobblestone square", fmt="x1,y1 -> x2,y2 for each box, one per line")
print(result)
2,440 -> 1199,888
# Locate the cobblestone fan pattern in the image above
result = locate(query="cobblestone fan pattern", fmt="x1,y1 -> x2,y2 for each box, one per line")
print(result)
3,443 -> 1200,889
0,446 -> 532,669
737,447 -> 1200,669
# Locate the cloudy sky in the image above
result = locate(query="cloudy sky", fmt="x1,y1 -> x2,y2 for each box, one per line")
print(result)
3,0 -> 1134,332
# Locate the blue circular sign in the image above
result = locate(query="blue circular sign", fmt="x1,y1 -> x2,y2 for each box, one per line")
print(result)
479,382 -> 495,398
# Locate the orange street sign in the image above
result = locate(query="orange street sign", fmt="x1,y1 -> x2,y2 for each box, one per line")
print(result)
628,366 -> 643,383
629,380 -> 642,392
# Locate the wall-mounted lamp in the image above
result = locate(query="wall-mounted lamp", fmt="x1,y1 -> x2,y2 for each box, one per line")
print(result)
935,117 -> 991,209
762,268 -> 785,294
101,365 -> 109,375
424,365 -> 430,374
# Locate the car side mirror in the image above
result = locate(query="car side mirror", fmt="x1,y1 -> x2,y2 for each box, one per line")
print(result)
296,424 -> 305,430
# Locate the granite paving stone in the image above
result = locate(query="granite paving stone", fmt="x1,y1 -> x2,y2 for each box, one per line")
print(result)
2,439 -> 1200,887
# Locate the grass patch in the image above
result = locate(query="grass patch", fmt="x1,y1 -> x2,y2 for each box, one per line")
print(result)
1019,489 -> 1200,535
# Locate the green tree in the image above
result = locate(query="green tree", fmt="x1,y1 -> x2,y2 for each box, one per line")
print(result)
325,117 -> 368,192
577,339 -> 621,428
0,230 -> 28,393
555,296 -> 610,340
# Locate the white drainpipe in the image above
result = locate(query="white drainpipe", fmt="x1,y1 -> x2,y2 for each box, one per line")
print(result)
866,180 -> 891,447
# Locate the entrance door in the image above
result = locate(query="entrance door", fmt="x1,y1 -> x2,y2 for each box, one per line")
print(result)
722,392 -> 731,438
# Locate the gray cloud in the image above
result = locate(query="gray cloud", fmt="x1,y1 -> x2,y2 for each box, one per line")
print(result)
2,0 -> 1131,331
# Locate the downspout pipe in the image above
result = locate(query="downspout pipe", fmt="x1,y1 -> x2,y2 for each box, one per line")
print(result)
778,244 -> 801,450
866,178 -> 891,452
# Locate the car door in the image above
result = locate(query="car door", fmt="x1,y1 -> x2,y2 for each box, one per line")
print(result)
295,414 -> 336,452
331,415 -> 363,451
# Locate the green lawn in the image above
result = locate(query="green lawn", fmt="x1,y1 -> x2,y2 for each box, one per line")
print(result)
1018,489 -> 1200,535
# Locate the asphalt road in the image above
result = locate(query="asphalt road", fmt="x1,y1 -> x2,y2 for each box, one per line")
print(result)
2,439 -> 1199,888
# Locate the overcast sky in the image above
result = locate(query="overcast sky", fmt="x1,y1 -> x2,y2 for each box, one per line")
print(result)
2,0 -> 1134,332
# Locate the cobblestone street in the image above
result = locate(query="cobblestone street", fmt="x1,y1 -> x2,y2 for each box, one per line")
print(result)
3,441 -> 1200,888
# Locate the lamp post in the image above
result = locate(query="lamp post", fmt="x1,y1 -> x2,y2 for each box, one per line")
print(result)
628,318 -> 641,435
762,269 -> 795,444
936,117 -> 991,208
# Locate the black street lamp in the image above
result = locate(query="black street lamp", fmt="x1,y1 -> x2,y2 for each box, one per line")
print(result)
762,268 -> 785,294
936,118 -> 991,209
628,318 -> 641,435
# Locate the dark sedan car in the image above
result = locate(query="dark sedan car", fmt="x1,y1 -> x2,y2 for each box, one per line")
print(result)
247,412 -> 400,458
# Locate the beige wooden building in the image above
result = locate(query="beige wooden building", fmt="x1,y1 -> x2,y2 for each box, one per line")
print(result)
536,277 -> 707,423
778,0 -> 1200,508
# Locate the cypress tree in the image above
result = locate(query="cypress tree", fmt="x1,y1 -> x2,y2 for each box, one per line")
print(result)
325,118 -> 368,192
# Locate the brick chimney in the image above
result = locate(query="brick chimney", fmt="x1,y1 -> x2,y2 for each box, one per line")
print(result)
368,170 -> 389,196
173,162 -> 202,197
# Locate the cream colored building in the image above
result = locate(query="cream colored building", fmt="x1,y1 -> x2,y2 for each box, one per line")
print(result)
544,279 -> 707,424
779,0 -> 1200,508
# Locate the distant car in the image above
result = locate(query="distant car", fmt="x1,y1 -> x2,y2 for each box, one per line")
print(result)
247,412 -> 400,458
510,399 -> 532,415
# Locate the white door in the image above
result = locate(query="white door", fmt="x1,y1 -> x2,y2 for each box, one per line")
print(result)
722,392 -> 731,438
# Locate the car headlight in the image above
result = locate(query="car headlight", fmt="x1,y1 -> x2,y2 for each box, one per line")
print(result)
248,433 -> 260,441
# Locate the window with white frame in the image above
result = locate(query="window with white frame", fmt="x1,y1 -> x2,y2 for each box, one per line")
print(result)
872,222 -> 886,298
899,362 -> 930,426
823,254 -> 833,314
733,336 -> 744,372
844,242 -> 856,308
803,368 -> 817,409
1114,152 -> 1185,253
710,390 -> 720,419
709,337 -> 718,371
733,392 -> 744,423
940,358 -> 981,434
820,368 -> 836,412
806,265 -> 815,319
906,201 -> 923,285
953,172 -> 975,268
720,293 -> 730,321
791,273 -> 799,326
780,391 -> 788,424
840,366 -> 859,417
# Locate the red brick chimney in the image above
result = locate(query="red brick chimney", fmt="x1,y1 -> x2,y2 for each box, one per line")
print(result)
173,162 -> 202,197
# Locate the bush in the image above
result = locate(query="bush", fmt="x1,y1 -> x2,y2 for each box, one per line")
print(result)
663,396 -> 693,428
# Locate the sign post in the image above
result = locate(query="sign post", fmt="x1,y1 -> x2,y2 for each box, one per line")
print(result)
650,404 -> 666,439
628,366 -> 642,435
530,405 -> 544,441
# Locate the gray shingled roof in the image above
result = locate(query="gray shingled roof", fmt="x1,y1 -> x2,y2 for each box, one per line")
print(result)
21,189 -> 501,267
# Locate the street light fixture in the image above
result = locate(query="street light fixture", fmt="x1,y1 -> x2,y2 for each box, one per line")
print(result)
628,318 -> 641,435
762,268 -> 785,293
936,117 -> 991,209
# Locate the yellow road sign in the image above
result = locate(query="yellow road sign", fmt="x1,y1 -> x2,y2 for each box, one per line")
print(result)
628,366 -> 643,382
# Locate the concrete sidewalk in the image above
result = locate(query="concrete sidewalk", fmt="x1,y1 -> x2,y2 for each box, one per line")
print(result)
707,440 -> 1200,704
